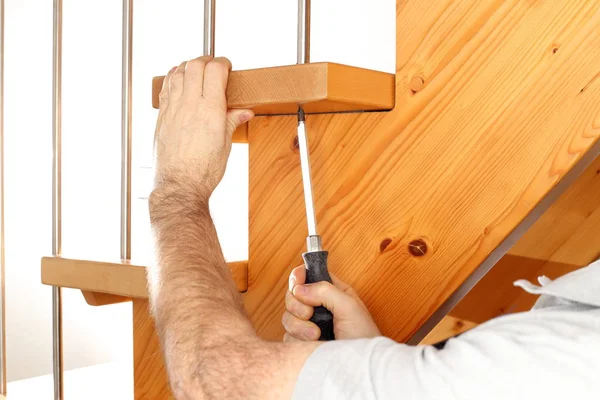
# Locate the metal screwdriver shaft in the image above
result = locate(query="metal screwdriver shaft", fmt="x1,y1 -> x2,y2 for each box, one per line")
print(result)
296,108 -> 334,341
297,108 -> 321,252
296,0 -> 334,341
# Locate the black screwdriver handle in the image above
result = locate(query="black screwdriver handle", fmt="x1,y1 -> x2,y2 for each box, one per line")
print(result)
302,250 -> 335,341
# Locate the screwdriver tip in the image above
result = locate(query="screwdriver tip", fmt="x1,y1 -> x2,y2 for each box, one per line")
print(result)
298,107 -> 305,123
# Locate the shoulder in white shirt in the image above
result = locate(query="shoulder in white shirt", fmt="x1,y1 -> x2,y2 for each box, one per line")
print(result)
293,259 -> 600,400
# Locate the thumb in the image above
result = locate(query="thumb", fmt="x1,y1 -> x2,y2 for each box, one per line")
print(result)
293,281 -> 353,316
226,109 -> 254,137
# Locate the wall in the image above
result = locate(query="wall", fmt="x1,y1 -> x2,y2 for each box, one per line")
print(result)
4,0 -> 394,385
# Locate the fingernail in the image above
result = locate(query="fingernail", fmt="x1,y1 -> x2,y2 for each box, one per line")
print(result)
304,327 -> 319,340
169,66 -> 177,73
239,112 -> 253,124
288,276 -> 296,292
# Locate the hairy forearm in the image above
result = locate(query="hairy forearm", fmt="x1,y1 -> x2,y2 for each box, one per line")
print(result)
148,178 -> 256,396
148,58 -> 320,400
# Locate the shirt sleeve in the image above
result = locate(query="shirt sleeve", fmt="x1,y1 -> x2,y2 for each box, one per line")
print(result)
292,309 -> 600,400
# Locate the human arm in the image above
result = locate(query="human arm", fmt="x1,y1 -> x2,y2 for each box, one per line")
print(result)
148,56 -> 320,399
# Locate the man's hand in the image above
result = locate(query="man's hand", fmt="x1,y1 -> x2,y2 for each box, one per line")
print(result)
153,55 -> 253,200
283,266 -> 381,341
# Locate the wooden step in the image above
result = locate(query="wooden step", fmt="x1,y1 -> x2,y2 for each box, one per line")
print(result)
152,62 -> 395,115
41,257 -> 248,306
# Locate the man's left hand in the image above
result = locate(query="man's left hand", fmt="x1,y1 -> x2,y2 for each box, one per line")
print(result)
153,56 -> 254,200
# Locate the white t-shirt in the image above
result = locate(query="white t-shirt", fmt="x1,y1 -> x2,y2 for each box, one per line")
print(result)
293,259 -> 600,399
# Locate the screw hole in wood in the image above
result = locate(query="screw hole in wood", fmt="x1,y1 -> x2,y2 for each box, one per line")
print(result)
408,239 -> 428,257
379,238 -> 393,253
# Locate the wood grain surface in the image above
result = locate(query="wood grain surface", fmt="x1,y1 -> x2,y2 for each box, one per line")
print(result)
133,299 -> 173,400
449,255 -> 580,323
244,0 -> 600,342
420,315 -> 477,345
81,291 -> 131,307
451,154 -> 600,323
152,62 -> 395,114
509,155 -> 600,266
41,257 -> 249,298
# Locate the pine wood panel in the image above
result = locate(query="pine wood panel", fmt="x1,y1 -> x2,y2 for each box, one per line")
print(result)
152,62 -> 395,114
449,255 -> 580,323
450,154 -> 600,323
509,155 -> 600,266
133,299 -> 173,400
419,315 -> 477,345
40,257 -> 249,297
244,0 -> 600,342
81,291 -> 131,306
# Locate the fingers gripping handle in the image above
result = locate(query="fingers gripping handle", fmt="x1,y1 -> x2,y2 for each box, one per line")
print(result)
302,250 -> 335,341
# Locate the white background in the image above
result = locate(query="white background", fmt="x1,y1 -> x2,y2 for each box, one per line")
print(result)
3,0 -> 394,394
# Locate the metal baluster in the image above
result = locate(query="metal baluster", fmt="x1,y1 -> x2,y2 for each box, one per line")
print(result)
204,0 -> 215,56
52,0 -> 64,398
297,0 -> 310,64
0,0 -> 6,394
121,0 -> 133,261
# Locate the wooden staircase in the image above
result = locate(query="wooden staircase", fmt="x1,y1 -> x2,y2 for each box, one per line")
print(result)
41,1 -> 600,398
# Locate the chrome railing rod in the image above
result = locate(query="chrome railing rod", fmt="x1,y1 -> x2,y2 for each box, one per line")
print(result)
121,0 -> 133,261
297,0 -> 310,64
0,0 -> 7,393
203,0 -> 215,56
52,0 -> 64,398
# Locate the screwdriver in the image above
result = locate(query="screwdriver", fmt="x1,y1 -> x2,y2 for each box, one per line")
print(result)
296,107 -> 335,341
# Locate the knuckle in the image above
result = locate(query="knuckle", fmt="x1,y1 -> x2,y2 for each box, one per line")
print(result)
281,311 -> 291,327
314,281 -> 333,294
282,312 -> 302,335
290,300 -> 311,320
345,286 -> 356,295
206,59 -> 229,74
187,58 -> 206,71
173,62 -> 187,75
298,306 -> 312,320
214,57 -> 232,68
204,62 -> 220,74
284,291 -> 294,310
171,72 -> 183,82
158,93 -> 168,105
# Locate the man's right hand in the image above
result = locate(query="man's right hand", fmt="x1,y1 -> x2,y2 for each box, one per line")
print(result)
282,266 -> 381,342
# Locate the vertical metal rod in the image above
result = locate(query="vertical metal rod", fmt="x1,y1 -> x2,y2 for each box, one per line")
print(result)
297,0 -> 310,64
203,0 -> 215,56
121,0 -> 133,261
0,0 -> 6,394
51,287 -> 62,400
52,0 -> 64,398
